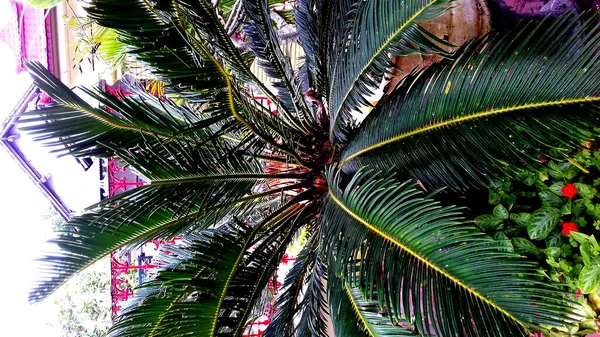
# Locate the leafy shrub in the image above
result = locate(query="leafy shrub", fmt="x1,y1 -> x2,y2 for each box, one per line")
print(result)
474,145 -> 600,335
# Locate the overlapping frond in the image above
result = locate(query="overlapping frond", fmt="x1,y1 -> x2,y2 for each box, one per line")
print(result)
328,275 -> 424,336
340,14 -> 600,190
322,168 -> 583,336
243,0 -> 315,133
294,0 -> 332,98
235,91 -> 304,150
167,0 -> 300,123
108,197 -> 316,337
28,130 -> 309,303
19,63 -> 223,158
327,0 -> 454,142
86,0 -> 228,96
86,0 -> 307,145
263,230 -> 329,337
107,223 -> 251,337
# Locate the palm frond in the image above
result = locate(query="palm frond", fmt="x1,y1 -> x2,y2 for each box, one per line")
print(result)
340,14 -> 600,190
19,63 -> 229,158
294,0 -> 332,98
108,197 -> 315,336
295,245 -> 328,337
86,0 -> 228,96
263,229 -> 329,337
233,92 -> 317,167
86,0 -> 305,144
328,275 -> 425,336
321,168 -> 583,336
243,0 -> 315,133
107,221 -> 251,337
169,0 -> 296,117
28,132 -> 309,303
165,0 -> 316,154
327,0 -> 454,142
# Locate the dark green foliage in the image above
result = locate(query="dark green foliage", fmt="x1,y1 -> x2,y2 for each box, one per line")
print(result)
21,0 -> 600,335
341,15 -> 600,190
322,168 -> 581,336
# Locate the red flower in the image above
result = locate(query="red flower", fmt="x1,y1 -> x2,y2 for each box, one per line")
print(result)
561,222 -> 578,236
561,183 -> 577,198
576,288 -> 582,299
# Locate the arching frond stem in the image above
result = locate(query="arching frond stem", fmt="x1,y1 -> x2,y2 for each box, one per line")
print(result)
327,189 -> 525,329
340,96 -> 600,168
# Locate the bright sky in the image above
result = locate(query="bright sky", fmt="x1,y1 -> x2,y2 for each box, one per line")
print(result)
0,139 -> 61,337
0,42 -> 61,336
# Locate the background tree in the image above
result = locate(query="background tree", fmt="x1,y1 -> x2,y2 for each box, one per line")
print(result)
48,257 -> 112,337
40,208 -> 112,337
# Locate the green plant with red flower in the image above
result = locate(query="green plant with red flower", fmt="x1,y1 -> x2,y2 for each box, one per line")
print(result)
474,146 -> 600,335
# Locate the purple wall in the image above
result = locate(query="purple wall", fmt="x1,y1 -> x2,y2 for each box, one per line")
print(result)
0,0 -> 54,74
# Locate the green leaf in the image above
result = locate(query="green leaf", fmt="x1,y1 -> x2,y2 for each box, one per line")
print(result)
539,190 -> 563,207
29,0 -> 62,9
538,169 -> 550,182
510,212 -> 531,227
571,232 -> 592,247
586,204 -> 600,220
580,244 -> 596,265
546,232 -> 563,247
512,237 -> 540,257
549,182 -> 567,196
489,189 -> 502,205
561,199 -> 572,216
574,183 -> 597,199
516,170 -> 538,186
544,247 -> 561,258
494,232 -> 514,253
573,199 -> 593,217
548,162 -> 580,180
474,214 -> 504,230
493,204 -> 510,220
527,207 -> 561,240
579,264 -> 600,293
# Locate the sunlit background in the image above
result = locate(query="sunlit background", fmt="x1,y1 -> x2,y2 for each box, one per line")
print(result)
0,72 -> 61,335
0,0 -> 66,333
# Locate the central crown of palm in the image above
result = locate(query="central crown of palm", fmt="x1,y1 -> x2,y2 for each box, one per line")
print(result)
22,0 -> 600,335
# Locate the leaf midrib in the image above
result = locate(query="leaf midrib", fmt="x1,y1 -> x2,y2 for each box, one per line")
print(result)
327,189 -> 524,327
150,172 -> 307,185
340,96 -> 600,167
344,283 -> 376,337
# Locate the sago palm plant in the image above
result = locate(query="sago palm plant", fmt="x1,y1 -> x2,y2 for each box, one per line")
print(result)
23,0 -> 600,335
